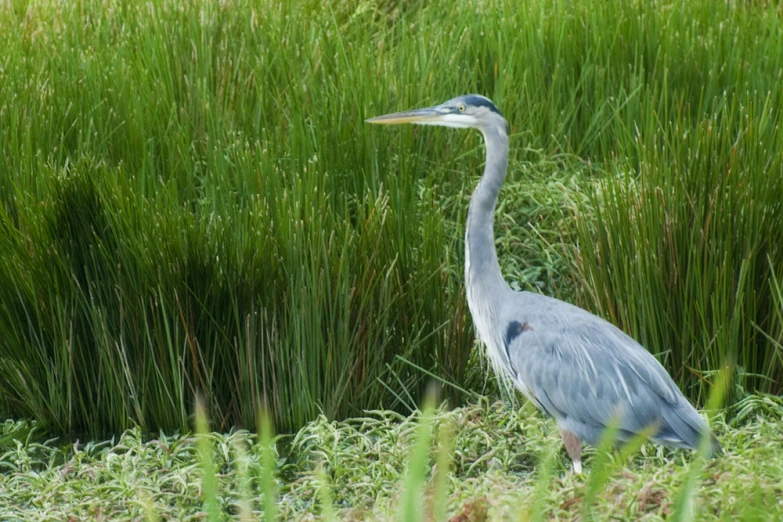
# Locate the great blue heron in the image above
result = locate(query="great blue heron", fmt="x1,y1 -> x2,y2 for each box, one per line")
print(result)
367,94 -> 721,473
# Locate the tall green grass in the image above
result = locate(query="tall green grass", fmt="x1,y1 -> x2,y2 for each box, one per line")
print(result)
571,91 -> 783,403
2,0 -> 783,435
0,0 -> 479,434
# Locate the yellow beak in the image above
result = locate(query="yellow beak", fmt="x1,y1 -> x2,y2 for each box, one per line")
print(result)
366,107 -> 441,125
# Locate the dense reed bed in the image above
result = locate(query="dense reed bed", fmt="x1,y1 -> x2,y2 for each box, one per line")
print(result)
1,0 -> 782,435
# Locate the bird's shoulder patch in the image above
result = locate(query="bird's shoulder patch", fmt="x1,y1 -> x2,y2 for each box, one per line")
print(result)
503,321 -> 532,373
503,321 -> 535,387
505,320 -> 532,346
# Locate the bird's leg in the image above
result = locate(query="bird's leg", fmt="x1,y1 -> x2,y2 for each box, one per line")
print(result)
559,429 -> 582,474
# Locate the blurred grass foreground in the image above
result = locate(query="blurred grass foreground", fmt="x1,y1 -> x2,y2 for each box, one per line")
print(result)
1,0 -> 782,436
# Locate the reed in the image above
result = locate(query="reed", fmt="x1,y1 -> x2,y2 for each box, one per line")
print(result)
1,0 -> 782,435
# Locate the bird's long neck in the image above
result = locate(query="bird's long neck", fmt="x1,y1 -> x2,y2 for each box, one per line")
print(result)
465,124 -> 511,299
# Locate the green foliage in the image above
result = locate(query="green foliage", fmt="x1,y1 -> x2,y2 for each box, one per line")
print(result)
397,396 -> 435,522
571,91 -> 783,403
258,411 -> 278,521
0,0 -> 482,434
2,0 -> 783,435
1,398 -> 782,520
195,398 -> 221,520
0,152 -> 470,434
671,369 -> 731,521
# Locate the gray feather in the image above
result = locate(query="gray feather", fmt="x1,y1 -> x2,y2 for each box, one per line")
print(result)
505,292 -> 718,454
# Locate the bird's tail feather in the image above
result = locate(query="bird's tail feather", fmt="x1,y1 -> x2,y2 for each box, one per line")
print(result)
710,434 -> 723,456
662,403 -> 721,457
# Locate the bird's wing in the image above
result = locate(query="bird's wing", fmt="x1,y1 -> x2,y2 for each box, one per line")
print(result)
505,310 -> 706,446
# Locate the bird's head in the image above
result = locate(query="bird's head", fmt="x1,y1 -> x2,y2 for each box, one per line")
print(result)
366,94 -> 505,133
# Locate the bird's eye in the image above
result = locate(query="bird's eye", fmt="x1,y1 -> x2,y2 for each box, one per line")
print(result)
457,104 -> 466,112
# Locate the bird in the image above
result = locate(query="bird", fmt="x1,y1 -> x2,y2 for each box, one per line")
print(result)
367,94 -> 721,473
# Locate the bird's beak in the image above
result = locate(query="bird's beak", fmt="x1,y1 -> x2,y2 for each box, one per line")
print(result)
366,107 -> 442,125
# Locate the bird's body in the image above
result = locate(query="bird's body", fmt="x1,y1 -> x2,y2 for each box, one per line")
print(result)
368,94 -> 720,472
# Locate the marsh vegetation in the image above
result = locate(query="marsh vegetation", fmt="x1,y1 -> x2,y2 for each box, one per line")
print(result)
1,0 -> 782,519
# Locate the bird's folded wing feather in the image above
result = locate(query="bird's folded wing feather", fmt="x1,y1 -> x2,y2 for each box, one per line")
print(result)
506,317 -> 685,436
